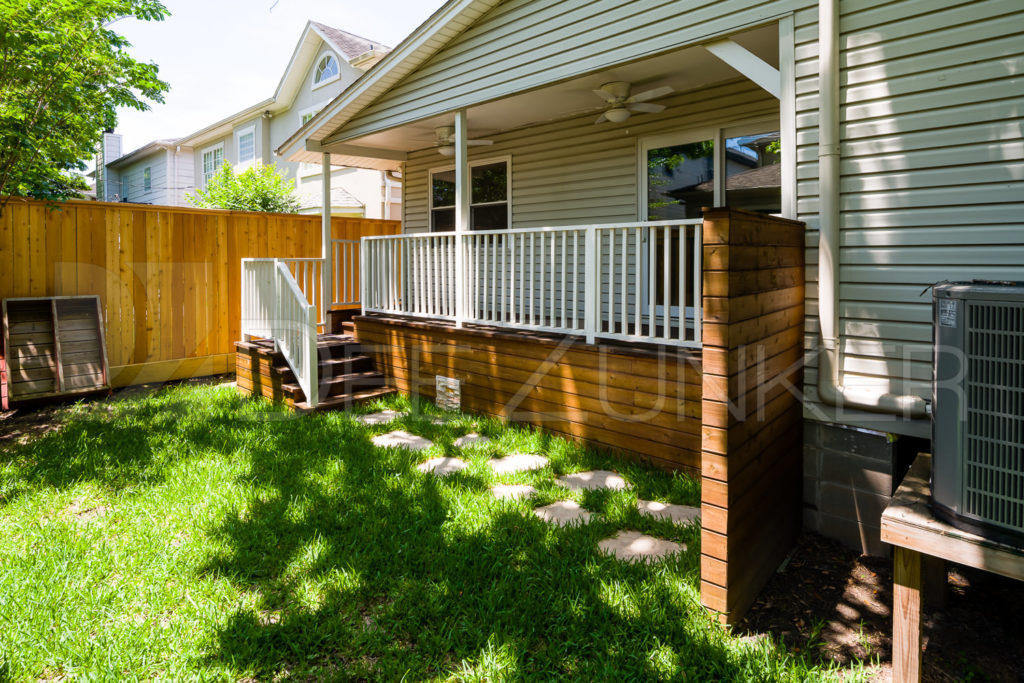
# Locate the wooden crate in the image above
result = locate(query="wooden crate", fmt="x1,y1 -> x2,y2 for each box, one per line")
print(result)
1,295 -> 110,403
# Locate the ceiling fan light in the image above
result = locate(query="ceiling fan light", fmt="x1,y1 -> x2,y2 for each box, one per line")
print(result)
438,144 -> 455,157
605,107 -> 631,123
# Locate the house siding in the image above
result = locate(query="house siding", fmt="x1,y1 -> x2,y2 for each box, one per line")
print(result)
342,0 -> 804,140
794,0 -> 1024,435
403,79 -> 780,232
117,152 -> 168,205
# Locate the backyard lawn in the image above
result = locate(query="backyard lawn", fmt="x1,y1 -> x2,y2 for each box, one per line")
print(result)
0,381 -> 869,681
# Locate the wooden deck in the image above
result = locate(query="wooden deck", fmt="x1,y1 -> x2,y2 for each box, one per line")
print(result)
882,453 -> 1024,682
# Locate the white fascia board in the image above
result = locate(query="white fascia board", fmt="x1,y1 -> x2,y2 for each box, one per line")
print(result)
177,98 -> 276,148
275,0 -> 499,160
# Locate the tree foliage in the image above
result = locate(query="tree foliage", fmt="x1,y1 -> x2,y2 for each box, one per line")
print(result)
0,0 -> 169,213
187,163 -> 301,214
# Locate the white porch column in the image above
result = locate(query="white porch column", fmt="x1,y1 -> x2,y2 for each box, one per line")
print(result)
321,152 -> 332,327
454,110 -> 470,327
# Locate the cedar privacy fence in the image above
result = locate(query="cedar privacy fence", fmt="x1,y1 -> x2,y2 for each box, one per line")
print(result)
0,197 -> 399,388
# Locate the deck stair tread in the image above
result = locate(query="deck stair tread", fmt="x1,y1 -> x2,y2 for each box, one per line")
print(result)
293,386 -> 396,413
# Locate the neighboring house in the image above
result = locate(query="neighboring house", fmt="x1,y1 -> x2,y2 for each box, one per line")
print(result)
95,21 -> 400,218
254,0 -> 1022,623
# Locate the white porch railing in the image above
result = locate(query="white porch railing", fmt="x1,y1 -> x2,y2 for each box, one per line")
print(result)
331,238 -> 361,307
241,259 -> 320,408
361,219 -> 702,348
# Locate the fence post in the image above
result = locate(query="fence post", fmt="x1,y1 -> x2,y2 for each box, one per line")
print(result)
584,227 -> 597,345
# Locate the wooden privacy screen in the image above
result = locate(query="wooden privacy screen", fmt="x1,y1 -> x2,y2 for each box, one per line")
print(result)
2,296 -> 109,407
699,208 -> 806,624
0,198 -> 400,387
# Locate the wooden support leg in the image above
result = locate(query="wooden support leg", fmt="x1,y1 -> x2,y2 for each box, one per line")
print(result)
923,555 -> 947,610
894,546 -> 923,683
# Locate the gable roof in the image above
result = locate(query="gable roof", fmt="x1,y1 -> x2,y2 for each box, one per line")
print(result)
310,22 -> 387,61
277,0 -> 501,159
106,139 -> 178,169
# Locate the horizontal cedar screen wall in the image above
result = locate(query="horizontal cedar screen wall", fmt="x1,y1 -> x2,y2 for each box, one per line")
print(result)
699,208 -> 806,624
353,316 -> 704,472
0,197 -> 400,388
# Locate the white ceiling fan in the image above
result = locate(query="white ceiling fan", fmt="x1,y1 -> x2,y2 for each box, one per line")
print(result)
431,125 -> 493,156
592,81 -> 674,124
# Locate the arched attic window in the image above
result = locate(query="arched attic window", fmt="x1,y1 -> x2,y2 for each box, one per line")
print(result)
314,54 -> 339,85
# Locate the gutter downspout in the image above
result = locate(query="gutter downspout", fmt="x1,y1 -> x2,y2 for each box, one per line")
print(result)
816,0 -> 928,419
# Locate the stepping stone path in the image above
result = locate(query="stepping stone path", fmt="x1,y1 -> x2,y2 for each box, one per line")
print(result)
371,430 -> 433,451
534,500 -> 594,527
359,410 -> 406,425
490,484 -> 538,500
453,433 -> 491,448
557,470 -> 631,491
417,457 -> 468,477
598,530 -> 686,563
636,500 -> 701,526
488,453 -> 548,475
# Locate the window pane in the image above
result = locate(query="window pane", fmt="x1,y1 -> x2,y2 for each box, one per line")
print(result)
238,132 -> 254,162
143,167 -> 151,190
432,169 -> 455,208
431,207 -> 455,232
315,56 -> 338,83
471,203 -> 507,231
647,140 -> 713,220
471,162 -> 506,204
725,131 -> 781,214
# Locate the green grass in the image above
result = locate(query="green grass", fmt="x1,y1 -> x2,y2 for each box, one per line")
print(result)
0,381 -> 867,681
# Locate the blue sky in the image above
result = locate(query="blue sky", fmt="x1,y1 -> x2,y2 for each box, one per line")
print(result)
109,0 -> 443,156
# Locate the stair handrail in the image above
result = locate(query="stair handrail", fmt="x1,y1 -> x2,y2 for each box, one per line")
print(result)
241,258 -> 320,408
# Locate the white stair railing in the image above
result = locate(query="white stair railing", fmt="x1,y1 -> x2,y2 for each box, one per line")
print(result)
360,219 -> 702,348
242,259 -> 320,408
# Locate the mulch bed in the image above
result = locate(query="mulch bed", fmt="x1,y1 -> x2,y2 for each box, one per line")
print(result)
739,532 -> 1024,682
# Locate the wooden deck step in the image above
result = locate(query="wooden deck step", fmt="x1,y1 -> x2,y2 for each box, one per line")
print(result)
281,370 -> 388,400
293,386 -> 396,414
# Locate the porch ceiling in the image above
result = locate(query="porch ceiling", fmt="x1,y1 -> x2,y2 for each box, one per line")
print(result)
291,24 -> 778,170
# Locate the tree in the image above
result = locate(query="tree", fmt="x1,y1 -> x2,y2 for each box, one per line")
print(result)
187,163 -> 301,214
0,0 -> 169,214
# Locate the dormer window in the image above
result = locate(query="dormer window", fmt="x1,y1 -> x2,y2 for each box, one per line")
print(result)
314,55 -> 339,86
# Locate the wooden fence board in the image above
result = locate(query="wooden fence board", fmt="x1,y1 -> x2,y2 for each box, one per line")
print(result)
0,197 -> 399,388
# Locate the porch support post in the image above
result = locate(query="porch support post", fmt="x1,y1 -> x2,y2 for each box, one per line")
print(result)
321,152 -> 333,327
454,109 -> 470,327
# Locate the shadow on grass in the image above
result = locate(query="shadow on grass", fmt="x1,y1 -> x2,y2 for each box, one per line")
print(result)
197,412 -> 751,681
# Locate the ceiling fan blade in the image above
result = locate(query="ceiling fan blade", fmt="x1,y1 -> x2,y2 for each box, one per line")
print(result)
628,102 -> 665,114
595,113 -> 609,124
467,139 -> 494,146
592,88 -> 618,103
628,86 -> 674,103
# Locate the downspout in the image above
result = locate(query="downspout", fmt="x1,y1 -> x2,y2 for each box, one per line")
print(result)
815,0 -> 928,419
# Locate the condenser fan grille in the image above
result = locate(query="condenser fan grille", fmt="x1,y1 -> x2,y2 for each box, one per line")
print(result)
963,300 -> 1024,534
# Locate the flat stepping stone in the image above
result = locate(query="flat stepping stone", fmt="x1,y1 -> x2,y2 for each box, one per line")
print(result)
453,432 -> 491,448
417,457 -> 467,477
598,530 -> 686,563
490,484 -> 538,500
371,430 -> 433,451
534,500 -> 594,527
359,410 -> 406,425
557,470 -> 631,491
488,453 -> 549,475
637,500 -> 701,526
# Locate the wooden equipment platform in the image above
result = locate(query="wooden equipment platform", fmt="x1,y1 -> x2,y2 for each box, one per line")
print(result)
1,296 -> 110,408
881,453 -> 1024,682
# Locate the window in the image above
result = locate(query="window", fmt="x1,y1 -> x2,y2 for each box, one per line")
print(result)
202,144 -> 224,186
313,54 -> 339,86
298,107 -> 325,175
143,167 -> 151,191
236,126 -> 255,164
724,129 -> 781,215
121,177 -> 129,201
430,159 -> 509,232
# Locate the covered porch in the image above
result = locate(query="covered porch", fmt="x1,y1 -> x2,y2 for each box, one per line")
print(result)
254,5 -> 804,624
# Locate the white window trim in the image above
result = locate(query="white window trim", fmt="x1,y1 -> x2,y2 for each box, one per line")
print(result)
311,51 -> 341,90
428,155 -> 512,232
201,142 -> 225,187
234,124 -> 257,167
298,103 -> 331,176
636,116 -> 781,220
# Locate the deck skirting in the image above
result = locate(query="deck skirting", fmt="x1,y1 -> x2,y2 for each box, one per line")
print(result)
351,315 -> 704,472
